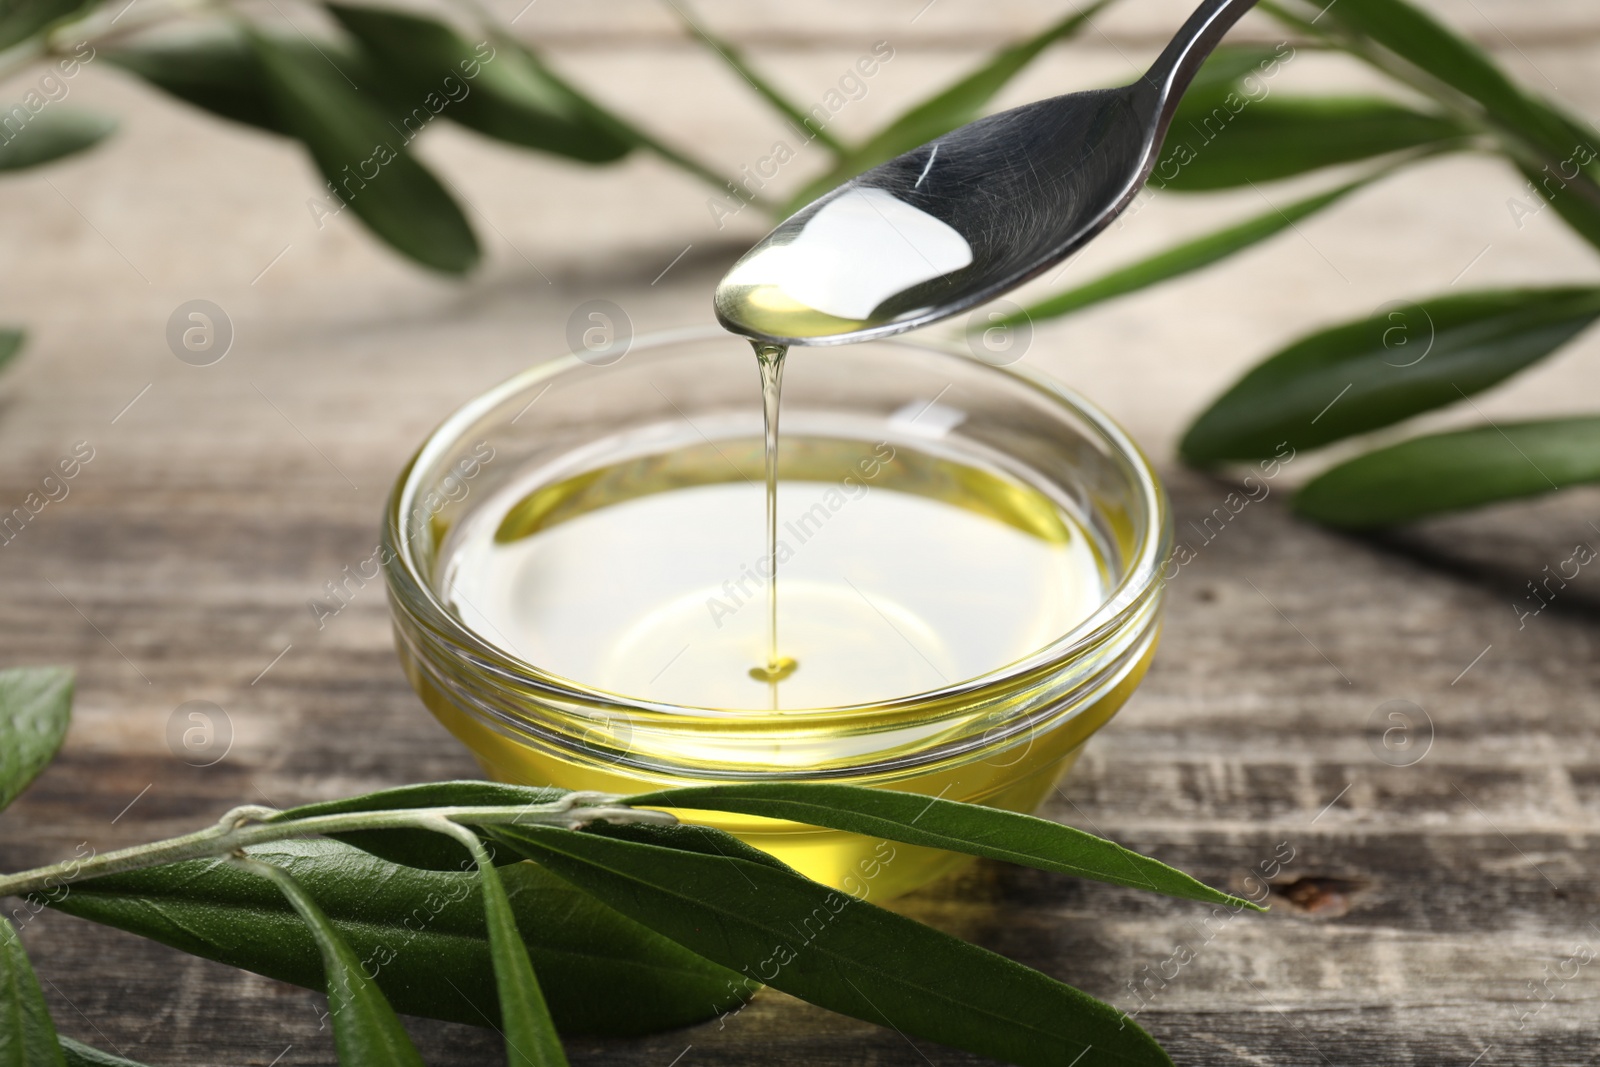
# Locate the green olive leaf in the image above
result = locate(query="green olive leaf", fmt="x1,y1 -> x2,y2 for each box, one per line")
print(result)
0,916 -> 66,1067
104,24 -> 391,137
1294,416 -> 1600,528
783,0 -> 1113,212
491,823 -> 1176,1067
0,666 -> 73,814
247,29 -> 479,274
49,837 -> 746,1036
630,782 -> 1257,909
275,780 -> 565,870
469,844 -> 569,1067
279,780 -> 566,816
1317,0 -> 1575,146
105,27 -> 289,135
1181,287 -> 1600,464
1013,171 -> 1376,323
0,0 -> 95,52
59,1037 -> 151,1067
1316,0 -> 1600,218
325,4 -> 632,163
0,329 -> 22,372
0,109 -> 115,173
1157,95 -> 1466,192
1517,162 -> 1600,251
474,35 -> 746,191
237,857 -> 426,1067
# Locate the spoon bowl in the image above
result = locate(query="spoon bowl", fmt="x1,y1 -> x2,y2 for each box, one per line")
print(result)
715,0 -> 1259,347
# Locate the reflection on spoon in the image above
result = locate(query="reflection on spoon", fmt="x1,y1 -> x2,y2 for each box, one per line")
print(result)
716,186 -> 973,340
715,0 -> 1265,347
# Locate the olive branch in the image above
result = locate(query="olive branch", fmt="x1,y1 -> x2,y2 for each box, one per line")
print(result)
0,665 -> 1266,1065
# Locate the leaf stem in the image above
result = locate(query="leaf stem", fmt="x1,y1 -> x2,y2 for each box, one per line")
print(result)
660,0 -> 846,155
0,0 -> 210,86
444,0 -> 777,213
0,794 -> 676,901
52,0 -> 214,52
1260,0 -> 1600,213
537,55 -> 776,211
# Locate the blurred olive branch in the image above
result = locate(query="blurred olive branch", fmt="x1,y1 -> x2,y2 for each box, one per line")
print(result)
1004,0 -> 1600,529
2,0 -> 1599,530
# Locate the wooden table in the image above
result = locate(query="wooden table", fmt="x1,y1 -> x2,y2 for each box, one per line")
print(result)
3,1 -> 1599,1062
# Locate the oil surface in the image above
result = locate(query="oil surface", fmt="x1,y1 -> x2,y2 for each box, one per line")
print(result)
438,436 -> 1108,710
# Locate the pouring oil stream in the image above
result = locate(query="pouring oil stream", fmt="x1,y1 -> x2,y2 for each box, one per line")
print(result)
749,341 -> 797,693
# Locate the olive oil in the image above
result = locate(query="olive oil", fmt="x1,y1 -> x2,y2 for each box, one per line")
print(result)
427,425 -> 1140,896
438,435 -> 1108,711
405,323 -> 1162,896
749,342 -> 795,691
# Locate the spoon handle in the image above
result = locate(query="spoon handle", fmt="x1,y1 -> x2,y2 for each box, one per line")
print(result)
1145,0 -> 1262,106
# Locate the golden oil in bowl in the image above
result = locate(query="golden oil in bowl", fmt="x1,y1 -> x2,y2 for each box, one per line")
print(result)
385,329 -> 1168,898
440,436 -> 1108,712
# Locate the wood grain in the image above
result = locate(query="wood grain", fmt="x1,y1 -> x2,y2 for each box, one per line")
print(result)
3,1 -> 1600,1063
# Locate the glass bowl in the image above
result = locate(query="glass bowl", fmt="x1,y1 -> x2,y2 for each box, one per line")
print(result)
383,327 -> 1170,899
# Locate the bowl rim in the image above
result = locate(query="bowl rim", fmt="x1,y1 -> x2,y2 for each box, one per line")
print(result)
383,325 -> 1170,723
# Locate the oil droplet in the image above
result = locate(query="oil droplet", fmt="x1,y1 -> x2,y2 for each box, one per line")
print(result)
748,656 -> 799,684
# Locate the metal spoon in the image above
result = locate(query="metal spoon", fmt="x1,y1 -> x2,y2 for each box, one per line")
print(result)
714,0 -> 1260,347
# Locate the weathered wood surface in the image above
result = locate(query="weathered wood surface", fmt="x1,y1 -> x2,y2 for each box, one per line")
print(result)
3,1 -> 1600,1063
